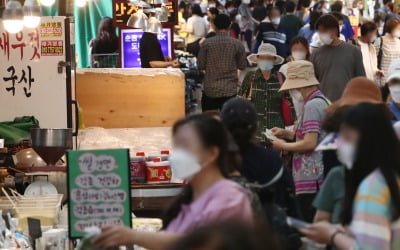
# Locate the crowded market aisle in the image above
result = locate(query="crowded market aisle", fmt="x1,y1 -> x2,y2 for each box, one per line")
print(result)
1,0 -> 400,249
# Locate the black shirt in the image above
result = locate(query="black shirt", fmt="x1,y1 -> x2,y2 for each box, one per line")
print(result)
241,144 -> 282,185
92,38 -> 118,54
140,32 -> 164,68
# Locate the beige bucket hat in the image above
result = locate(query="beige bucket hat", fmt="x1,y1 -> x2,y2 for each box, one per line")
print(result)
247,42 -> 284,65
279,60 -> 320,92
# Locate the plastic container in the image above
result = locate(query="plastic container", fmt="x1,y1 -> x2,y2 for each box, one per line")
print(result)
146,157 -> 171,184
130,152 -> 147,185
147,150 -> 170,162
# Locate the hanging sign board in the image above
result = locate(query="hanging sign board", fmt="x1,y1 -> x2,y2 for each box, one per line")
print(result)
67,149 -> 132,238
0,16 -> 71,129
113,0 -> 178,27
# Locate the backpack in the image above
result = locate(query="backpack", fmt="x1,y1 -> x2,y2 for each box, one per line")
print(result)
277,72 -> 295,126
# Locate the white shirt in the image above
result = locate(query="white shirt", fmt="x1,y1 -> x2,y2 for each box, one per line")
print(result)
186,15 -> 208,44
358,39 -> 378,81
310,32 -> 346,48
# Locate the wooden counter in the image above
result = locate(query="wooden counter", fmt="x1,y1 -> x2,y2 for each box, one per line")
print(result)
76,68 -> 185,128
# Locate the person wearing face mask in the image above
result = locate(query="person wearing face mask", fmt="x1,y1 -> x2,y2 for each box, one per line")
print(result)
374,18 -> 400,84
92,115 -> 254,249
300,103 -> 400,250
309,12 -> 346,51
387,59 -> 400,123
270,61 -> 329,223
310,14 -> 366,101
254,7 -> 290,58
312,77 -> 384,229
238,43 -> 286,141
279,36 -> 310,119
353,22 -> 384,83
279,36 -> 310,77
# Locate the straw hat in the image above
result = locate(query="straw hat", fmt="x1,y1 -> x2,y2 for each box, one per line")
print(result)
247,43 -> 284,65
279,60 -> 319,92
387,58 -> 400,82
326,77 -> 383,113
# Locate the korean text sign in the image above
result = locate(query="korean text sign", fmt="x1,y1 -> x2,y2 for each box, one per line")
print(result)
67,149 -> 132,238
113,0 -> 178,27
121,29 -> 172,68
0,17 -> 69,129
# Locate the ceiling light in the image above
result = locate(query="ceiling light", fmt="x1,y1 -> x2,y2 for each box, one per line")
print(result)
23,0 -> 41,28
2,0 -> 24,34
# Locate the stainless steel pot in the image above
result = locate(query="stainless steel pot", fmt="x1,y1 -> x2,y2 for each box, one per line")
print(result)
30,128 -> 73,166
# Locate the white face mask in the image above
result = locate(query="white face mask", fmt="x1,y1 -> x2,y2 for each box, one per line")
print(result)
378,26 -> 384,36
271,17 -> 280,25
370,35 -> 377,43
292,98 -> 304,117
337,140 -> 356,170
242,0 -> 250,4
289,89 -> 303,103
292,51 -> 306,60
393,30 -> 400,38
339,24 -> 344,32
319,32 -> 333,45
169,149 -> 202,181
390,85 -> 400,103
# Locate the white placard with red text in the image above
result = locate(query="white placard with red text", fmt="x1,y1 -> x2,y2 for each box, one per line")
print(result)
0,16 -> 69,128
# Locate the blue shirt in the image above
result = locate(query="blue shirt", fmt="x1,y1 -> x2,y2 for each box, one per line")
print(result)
389,102 -> 400,124
255,22 -> 290,58
341,17 -> 354,41
298,24 -> 315,44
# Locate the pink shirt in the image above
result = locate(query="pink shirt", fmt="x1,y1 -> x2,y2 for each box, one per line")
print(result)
166,179 -> 254,233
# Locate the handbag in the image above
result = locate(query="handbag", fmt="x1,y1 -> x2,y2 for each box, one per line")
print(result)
277,72 -> 294,126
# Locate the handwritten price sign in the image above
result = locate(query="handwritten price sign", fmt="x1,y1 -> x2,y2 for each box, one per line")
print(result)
67,149 -> 132,238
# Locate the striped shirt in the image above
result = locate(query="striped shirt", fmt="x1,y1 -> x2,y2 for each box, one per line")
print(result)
293,89 -> 328,194
255,22 -> 289,58
374,36 -> 400,83
350,169 -> 400,250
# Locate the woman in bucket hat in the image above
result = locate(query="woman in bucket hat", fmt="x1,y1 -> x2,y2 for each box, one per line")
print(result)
238,43 -> 285,142
270,60 -> 330,222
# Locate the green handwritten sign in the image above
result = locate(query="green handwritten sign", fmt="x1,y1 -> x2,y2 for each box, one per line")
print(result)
67,149 -> 132,238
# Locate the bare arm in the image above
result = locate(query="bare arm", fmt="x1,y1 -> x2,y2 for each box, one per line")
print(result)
314,210 -> 332,223
278,132 -> 319,153
93,225 -> 183,250
149,61 -> 173,68
132,230 -> 183,250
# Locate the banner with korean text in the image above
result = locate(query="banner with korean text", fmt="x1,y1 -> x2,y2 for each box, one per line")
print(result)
0,16 -> 71,128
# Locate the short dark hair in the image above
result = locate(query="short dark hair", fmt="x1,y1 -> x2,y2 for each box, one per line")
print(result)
310,10 -> 323,30
386,18 -> 400,33
286,1 -> 296,13
383,0 -> 392,5
214,14 -> 231,30
297,0 -> 311,10
275,0 -> 286,14
361,21 -> 378,36
268,6 -> 282,17
208,7 -> 219,16
330,11 -> 344,21
330,1 -> 343,12
316,14 -> 340,37
191,4 -> 203,16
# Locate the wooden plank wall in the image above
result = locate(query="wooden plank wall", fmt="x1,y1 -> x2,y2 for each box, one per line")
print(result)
76,69 -> 185,128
